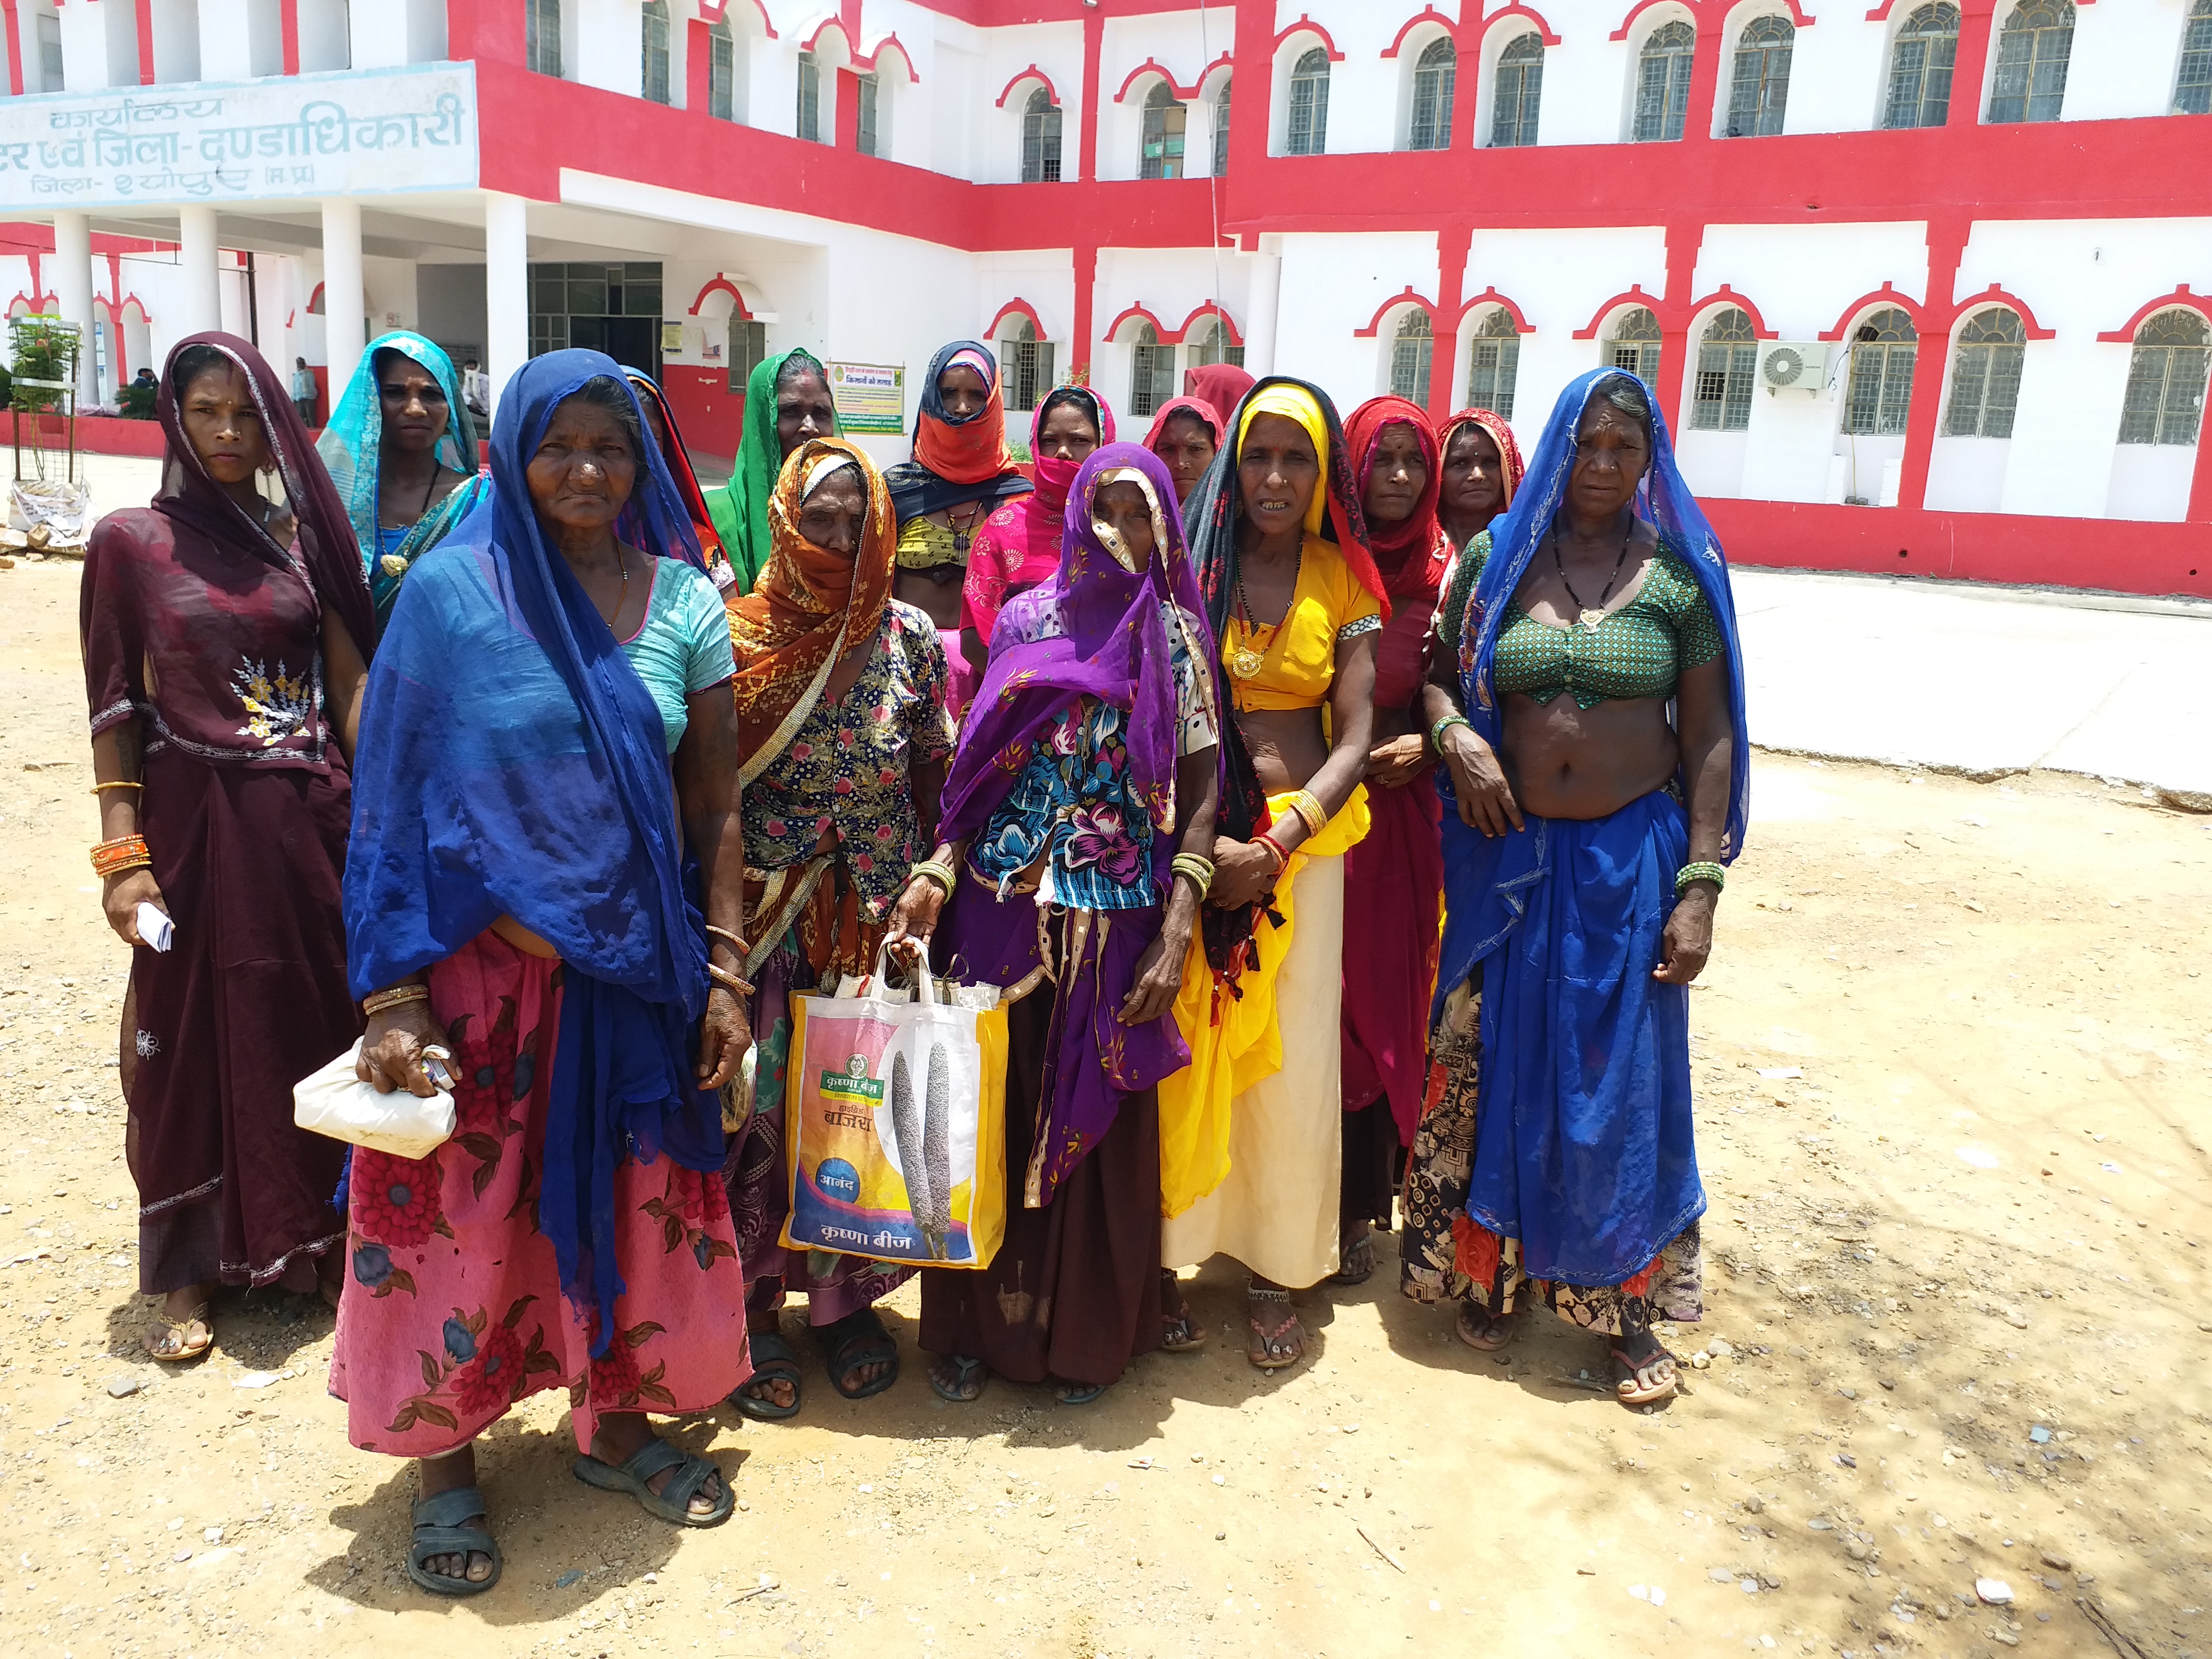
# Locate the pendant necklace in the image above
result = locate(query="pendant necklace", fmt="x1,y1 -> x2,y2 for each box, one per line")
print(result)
1553,521 -> 1635,632
599,545 -> 629,627
1230,545 -> 1300,680
948,502 -> 982,557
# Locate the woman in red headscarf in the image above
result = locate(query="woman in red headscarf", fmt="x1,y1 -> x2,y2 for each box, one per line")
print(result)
1142,395 -> 1224,512
1434,408 -> 1526,602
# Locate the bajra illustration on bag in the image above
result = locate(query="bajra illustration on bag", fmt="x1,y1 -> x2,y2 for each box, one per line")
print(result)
889,1044 -> 956,1260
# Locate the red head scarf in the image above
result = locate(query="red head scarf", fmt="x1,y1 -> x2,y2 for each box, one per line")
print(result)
1183,362 -> 1255,419
1436,407 -> 1527,539
1141,394 -> 1224,453
1346,395 -> 1446,600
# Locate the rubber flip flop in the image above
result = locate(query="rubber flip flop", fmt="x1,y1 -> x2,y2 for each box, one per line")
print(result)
404,1485 -> 502,1597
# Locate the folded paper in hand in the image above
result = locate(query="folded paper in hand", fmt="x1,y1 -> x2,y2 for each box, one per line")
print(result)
135,902 -> 173,953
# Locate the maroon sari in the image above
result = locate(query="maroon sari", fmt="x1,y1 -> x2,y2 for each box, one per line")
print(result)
81,332 -> 373,1294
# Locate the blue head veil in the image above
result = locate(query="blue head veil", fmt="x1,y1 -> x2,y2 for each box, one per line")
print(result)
345,349 -> 718,1354
1435,368 -> 1751,1011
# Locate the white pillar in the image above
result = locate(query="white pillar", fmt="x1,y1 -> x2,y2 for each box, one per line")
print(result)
1244,240 -> 1283,381
320,197 -> 365,403
178,204 -> 221,336
483,191 -> 529,426
50,211 -> 96,404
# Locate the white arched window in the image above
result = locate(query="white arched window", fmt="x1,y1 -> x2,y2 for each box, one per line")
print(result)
1212,74 -> 1233,176
2177,0 -> 2212,113
999,315 -> 1056,413
2118,310 -> 2209,445
708,15 -> 739,120
1843,308 -> 1917,434
1141,81 -> 1188,179
1943,309 -> 2026,438
1189,314 -> 1244,370
1690,308 -> 1758,431
1287,47 -> 1332,155
1389,311 -> 1433,402
1491,34 -> 1544,146
797,49 -> 822,142
1883,4 -> 1958,128
1725,16 -> 1793,136
527,0 -> 561,77
1129,322 -> 1176,416
1465,310 -> 1521,419
1607,306 -> 1662,385
1022,86 -> 1063,182
1987,0 -> 2073,123
1409,37 -> 1456,150
1633,21 -> 1696,142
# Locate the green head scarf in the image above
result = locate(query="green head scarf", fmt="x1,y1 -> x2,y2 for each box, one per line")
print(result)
707,347 -> 838,593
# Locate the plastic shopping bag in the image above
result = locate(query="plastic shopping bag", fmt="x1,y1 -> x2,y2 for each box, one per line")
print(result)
781,943 -> 1009,1269
294,1039 -> 457,1160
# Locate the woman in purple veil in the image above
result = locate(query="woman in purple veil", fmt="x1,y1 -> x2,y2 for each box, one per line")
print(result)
885,444 -> 1223,1403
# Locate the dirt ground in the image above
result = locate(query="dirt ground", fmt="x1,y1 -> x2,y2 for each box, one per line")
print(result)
0,551 -> 2206,1659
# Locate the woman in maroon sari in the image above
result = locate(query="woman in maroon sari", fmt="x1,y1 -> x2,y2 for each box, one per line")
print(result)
80,332 -> 374,1360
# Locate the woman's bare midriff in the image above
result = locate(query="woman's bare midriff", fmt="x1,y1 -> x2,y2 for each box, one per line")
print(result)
1241,706 -> 1331,795
1501,692 -> 1679,821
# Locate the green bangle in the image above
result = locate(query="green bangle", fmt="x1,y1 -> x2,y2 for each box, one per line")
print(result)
910,860 -> 957,898
1674,861 -> 1726,894
1169,854 -> 1216,900
1429,713 -> 1472,754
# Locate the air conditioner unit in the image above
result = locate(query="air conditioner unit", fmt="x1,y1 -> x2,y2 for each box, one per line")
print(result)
1759,341 -> 1830,396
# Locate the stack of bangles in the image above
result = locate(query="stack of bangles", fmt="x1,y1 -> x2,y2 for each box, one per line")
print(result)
1674,861 -> 1727,893
704,924 -> 756,998
1430,712 -> 1472,753
90,834 -> 151,878
362,983 -> 430,1017
1168,853 -> 1215,899
909,858 -> 958,899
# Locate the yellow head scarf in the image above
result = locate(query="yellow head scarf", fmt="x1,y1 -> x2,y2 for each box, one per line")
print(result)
1235,383 -> 1331,536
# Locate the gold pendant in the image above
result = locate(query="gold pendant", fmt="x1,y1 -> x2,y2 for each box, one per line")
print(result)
1230,645 -> 1266,680
1579,608 -> 1606,631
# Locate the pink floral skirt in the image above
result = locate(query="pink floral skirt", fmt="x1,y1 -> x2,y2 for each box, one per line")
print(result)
329,931 -> 751,1458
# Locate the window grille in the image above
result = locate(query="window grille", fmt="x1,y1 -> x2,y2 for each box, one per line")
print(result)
1287,48 -> 1332,155
999,319 -> 1056,413
1690,308 -> 1758,431
1213,75 -> 1233,176
1464,310 -> 1521,420
1141,82 -> 1187,179
797,51 -> 821,143
729,317 -> 765,395
1725,16 -> 1793,136
1491,34 -> 1544,147
1882,4 -> 1958,129
1189,318 -> 1244,370
1409,38 -> 1456,151
1391,310 -> 1434,403
1988,0 -> 2073,122
1607,306 -> 1662,388
527,0 -> 562,78
1129,323 -> 1176,418
858,72 -> 880,155
1943,309 -> 2026,439
2177,0 -> 2212,113
709,19 -> 736,120
2117,309 -> 2210,446
641,1 -> 670,105
1633,21 -> 1696,142
1022,87 -> 1063,181
1842,308 -> 1918,435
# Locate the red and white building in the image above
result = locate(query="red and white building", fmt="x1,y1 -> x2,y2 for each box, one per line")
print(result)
0,0 -> 2207,595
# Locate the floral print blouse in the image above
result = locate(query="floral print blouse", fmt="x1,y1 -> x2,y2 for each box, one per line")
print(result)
741,600 -> 956,917
970,602 -> 1216,914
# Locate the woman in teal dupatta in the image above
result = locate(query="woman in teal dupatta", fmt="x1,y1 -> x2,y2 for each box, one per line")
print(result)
317,331 -> 493,630
702,348 -> 838,594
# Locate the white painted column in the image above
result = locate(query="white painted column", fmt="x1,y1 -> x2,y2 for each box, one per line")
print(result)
483,190 -> 529,426
50,211 -> 97,404
319,196 -> 365,403
178,204 -> 221,335
1244,239 -> 1284,380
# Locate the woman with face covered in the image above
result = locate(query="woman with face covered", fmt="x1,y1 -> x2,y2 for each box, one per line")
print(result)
1403,371 -> 1747,1409
886,443 -> 1220,1403
706,349 -> 841,593
723,437 -> 957,1419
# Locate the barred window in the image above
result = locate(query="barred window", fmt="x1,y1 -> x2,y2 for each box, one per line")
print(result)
1213,75 -> 1233,176
1633,21 -> 1696,142
1690,308 -> 1758,431
2117,309 -> 2210,446
999,317 -> 1057,413
728,316 -> 765,396
1726,16 -> 1793,137
2177,0 -> 2212,113
1129,324 -> 1177,418
1607,306 -> 1662,388
1391,310 -> 1434,403
708,17 -> 736,120
797,50 -> 821,143
527,0 -> 562,78
1843,308 -> 1917,435
1943,309 -> 2027,439
857,72 -> 881,156
1141,81 -> 1187,179
1987,0 -> 2073,123
1022,87 -> 1063,182
1409,38 -> 1456,151
1883,4 -> 1958,129
1491,33 -> 1544,147
1188,316 -> 1244,371
1464,309 -> 1521,420
1287,48 -> 1332,156
640,1 -> 670,104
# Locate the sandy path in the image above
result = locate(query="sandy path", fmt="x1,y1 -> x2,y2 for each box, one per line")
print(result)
0,554 -> 2205,1659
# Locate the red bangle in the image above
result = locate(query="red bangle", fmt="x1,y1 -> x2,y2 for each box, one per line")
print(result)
1253,830 -> 1289,870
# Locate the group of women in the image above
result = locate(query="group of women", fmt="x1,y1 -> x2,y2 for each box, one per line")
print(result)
77,322 -> 1745,1599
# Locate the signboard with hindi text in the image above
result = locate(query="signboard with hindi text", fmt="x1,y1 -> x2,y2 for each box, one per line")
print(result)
829,361 -> 905,435
0,62 -> 477,212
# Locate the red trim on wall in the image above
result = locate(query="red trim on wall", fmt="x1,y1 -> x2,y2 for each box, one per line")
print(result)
1946,0 -> 1998,130
1355,286 -> 1438,338
1382,7 -> 1458,58
686,17 -> 710,110
1946,282 -> 2055,338
995,65 -> 1058,107
1480,3 -> 1563,48
1077,8 -> 1103,182
741,0 -> 778,38
1102,301 -> 1170,342
1897,214 -> 1970,510
800,16 -> 851,55
1819,283 -> 1930,339
307,280 -> 325,313
2189,423 -> 2212,523
1687,286 -> 1779,337
1175,300 -> 1242,345
1457,286 -> 1534,333
1610,0 -> 1695,43
1113,57 -> 1213,102
134,0 -> 155,85
1271,14 -> 1345,61
1428,221 -> 1471,419
1573,285 -> 1665,340
280,0 -> 300,77
1,0 -> 24,97
688,275 -> 753,318
1071,242 -> 1098,383
857,33 -> 919,82
985,297 -> 1046,339
2098,286 -> 2212,342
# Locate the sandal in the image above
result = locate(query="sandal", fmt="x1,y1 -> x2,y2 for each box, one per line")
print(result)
1455,1302 -> 1518,1353
404,1485 -> 502,1597
929,1354 -> 987,1403
1611,1344 -> 1680,1406
816,1307 -> 900,1401
734,1327 -> 802,1421
572,1437 -> 734,1528
1245,1283 -> 1306,1371
1055,1377 -> 1110,1406
1331,1226 -> 1376,1286
144,1299 -> 212,1363
1161,1269 -> 1205,1351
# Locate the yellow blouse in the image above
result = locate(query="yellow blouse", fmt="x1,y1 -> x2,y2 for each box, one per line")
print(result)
1220,535 -> 1383,713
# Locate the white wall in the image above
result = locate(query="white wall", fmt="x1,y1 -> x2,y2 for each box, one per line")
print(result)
60,0 -> 140,91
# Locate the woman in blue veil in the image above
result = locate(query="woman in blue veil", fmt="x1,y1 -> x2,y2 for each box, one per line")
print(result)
1397,369 -> 1749,1408
333,350 -> 755,1594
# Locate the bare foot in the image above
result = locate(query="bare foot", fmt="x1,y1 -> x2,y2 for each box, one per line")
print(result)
590,1413 -> 723,1517
416,1445 -> 494,1587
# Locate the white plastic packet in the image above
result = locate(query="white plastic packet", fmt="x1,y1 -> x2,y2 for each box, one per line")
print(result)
293,1040 -> 457,1160
135,903 -> 173,953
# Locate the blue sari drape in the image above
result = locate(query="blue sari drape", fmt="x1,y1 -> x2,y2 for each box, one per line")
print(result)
345,349 -> 719,1354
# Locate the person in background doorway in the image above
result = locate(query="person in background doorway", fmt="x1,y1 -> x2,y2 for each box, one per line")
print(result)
959,385 -> 1113,675
291,355 -> 319,427
80,332 -> 374,1363
707,349 -> 840,595
461,358 -> 490,420
1143,393 -> 1224,514
317,331 -> 491,633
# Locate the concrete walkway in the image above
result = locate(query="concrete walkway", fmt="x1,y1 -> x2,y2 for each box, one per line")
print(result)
1733,566 -> 2212,797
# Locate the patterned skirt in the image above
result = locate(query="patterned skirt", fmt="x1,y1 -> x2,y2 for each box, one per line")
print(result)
329,931 -> 751,1457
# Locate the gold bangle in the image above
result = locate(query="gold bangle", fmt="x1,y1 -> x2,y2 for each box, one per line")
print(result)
707,962 -> 757,998
89,781 -> 144,793
362,984 -> 431,1017
704,923 -> 749,954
